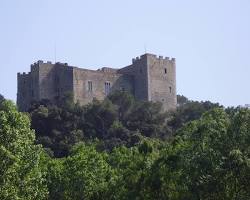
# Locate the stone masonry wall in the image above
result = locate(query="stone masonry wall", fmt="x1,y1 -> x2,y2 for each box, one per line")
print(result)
37,61 -> 57,100
17,72 -> 32,111
54,63 -> 74,98
17,53 -> 177,111
73,67 -> 134,105
147,54 -> 177,111
118,54 -> 148,101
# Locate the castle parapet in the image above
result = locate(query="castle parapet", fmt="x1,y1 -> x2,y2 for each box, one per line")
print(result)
132,56 -> 143,64
98,67 -> 118,73
156,55 -> 176,62
56,62 -> 68,66
141,53 -> 157,59
132,53 -> 176,64
17,71 -> 30,78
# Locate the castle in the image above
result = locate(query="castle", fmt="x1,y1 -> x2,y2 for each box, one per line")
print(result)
17,53 -> 177,111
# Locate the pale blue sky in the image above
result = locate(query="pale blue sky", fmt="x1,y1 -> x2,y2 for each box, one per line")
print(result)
0,0 -> 249,107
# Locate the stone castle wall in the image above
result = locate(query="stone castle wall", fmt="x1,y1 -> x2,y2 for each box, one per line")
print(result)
17,53 -> 177,111
118,53 -> 177,111
147,54 -> 177,111
17,61 -> 74,111
17,72 -> 32,111
118,54 -> 149,101
73,67 -> 134,105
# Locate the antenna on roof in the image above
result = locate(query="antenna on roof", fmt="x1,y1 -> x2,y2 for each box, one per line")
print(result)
54,42 -> 57,63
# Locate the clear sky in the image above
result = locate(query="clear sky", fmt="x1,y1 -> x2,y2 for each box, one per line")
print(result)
0,0 -> 249,107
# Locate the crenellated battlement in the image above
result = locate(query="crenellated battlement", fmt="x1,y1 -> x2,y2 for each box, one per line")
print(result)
156,55 -> 176,62
98,67 -> 118,73
17,71 -> 31,78
31,60 -> 54,67
18,72 -> 28,76
56,62 -> 68,66
38,60 -> 43,64
132,53 -> 176,64
17,53 -> 176,112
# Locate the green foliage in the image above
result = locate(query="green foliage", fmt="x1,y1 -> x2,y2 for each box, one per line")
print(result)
177,94 -> 189,106
1,94 -> 250,199
45,142 -> 115,200
0,94 -> 4,103
108,90 -> 135,121
168,95 -> 222,132
30,97 -> 85,157
63,143 -> 112,200
106,139 -> 162,200
84,99 -> 118,138
163,108 -> 250,199
125,101 -> 170,137
0,100 -> 48,200
45,156 -> 65,200
29,91 -> 170,156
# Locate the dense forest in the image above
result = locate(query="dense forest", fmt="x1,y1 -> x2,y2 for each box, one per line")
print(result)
1,92 -> 250,199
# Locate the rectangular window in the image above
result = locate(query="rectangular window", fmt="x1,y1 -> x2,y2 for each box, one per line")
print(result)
88,81 -> 92,92
164,68 -> 167,74
105,82 -> 111,95
120,87 -> 125,92
169,86 -> 172,93
55,76 -> 59,84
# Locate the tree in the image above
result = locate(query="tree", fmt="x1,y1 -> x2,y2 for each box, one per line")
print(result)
106,139 -> 163,200
177,94 -> 189,106
29,93 -> 223,157
168,95 -> 222,132
30,99 -> 85,157
46,158 -> 66,200
125,101 -> 169,138
62,143 -> 113,200
0,94 -> 4,103
0,100 -> 48,200
108,91 -> 135,122
83,99 -> 118,139
173,108 -> 250,199
139,108 -> 250,200
28,91 -> 178,156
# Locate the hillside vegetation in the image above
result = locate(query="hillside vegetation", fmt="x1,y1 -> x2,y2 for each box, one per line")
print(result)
28,92 -> 220,157
0,92 -> 250,199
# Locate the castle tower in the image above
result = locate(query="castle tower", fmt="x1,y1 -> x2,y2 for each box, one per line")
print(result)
146,54 -> 177,111
17,61 -> 73,111
119,53 -> 177,111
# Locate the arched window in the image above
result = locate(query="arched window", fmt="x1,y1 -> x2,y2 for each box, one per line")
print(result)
88,81 -> 92,92
105,82 -> 111,95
